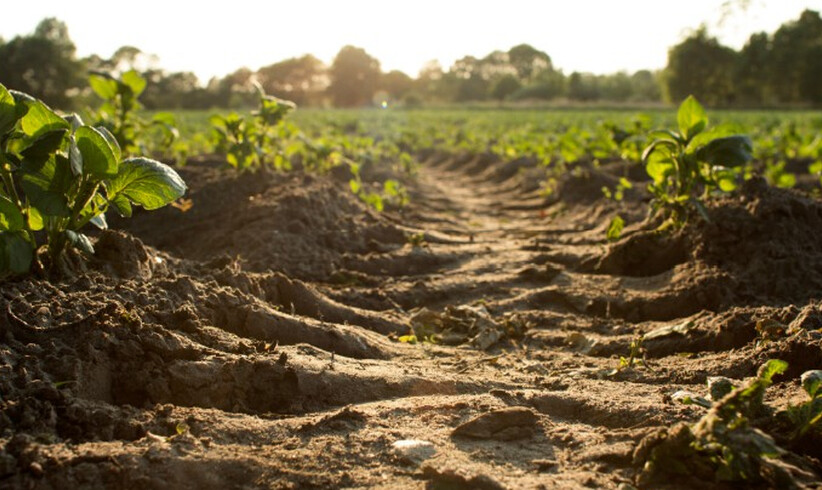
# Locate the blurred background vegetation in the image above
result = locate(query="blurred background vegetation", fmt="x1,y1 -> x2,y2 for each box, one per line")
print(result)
1,9 -> 820,111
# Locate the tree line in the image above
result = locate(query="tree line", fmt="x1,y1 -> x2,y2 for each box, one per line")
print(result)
1,10 -> 820,110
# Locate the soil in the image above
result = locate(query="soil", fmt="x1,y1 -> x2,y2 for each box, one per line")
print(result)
1,152 -> 821,489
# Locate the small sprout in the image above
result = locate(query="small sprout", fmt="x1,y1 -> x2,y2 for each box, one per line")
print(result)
175,422 -> 190,436
801,370 -> 822,398
617,334 -> 647,371
606,215 -> 625,242
641,95 -> 753,227
406,232 -> 427,248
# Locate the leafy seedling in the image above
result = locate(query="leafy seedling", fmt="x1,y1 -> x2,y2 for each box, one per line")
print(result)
638,360 -> 791,486
617,333 -> 648,371
0,83 -> 186,275
642,96 -> 753,227
210,83 -> 295,171
780,370 -> 822,440
606,215 -> 625,241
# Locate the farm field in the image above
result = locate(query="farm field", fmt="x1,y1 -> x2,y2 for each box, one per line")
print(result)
2,94 -> 822,490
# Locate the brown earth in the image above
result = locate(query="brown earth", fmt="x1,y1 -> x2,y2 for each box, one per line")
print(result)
1,152 -> 821,489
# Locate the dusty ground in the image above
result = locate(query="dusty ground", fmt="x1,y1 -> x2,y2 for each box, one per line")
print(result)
1,152 -> 821,489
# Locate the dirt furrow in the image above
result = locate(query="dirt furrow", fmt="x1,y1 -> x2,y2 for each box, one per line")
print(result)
2,153 -> 821,489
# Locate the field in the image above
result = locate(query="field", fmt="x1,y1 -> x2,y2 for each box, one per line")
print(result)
2,94 -> 822,488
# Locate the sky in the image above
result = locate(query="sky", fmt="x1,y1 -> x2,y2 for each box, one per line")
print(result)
1,0 -> 819,83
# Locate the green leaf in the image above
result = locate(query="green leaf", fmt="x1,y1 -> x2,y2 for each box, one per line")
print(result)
120,70 -> 147,97
20,155 -> 72,217
27,207 -> 43,231
65,230 -> 94,254
20,130 -> 68,169
96,126 -> 121,161
75,126 -> 118,178
64,113 -> 84,131
758,359 -> 788,384
695,135 -> 753,168
606,215 -> 625,241
717,175 -> 737,192
152,112 -> 176,126
110,194 -> 132,218
0,196 -> 24,231
17,98 -> 70,141
645,149 -> 675,185
89,72 -> 119,100
69,135 -> 82,175
801,370 -> 822,398
0,83 -> 19,135
0,232 -> 33,274
776,173 -> 796,189
677,95 -> 707,141
89,213 -> 107,230
106,157 -> 186,211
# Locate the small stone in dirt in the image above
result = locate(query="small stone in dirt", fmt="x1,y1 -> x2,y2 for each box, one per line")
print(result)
391,439 -> 437,465
298,406 -> 367,433
517,264 -> 562,282
532,458 -> 557,471
452,406 -> 540,440
565,332 -> 597,354
29,462 -> 44,477
421,464 -> 506,490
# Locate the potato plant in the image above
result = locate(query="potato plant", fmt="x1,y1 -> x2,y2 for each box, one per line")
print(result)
210,83 -> 296,171
0,83 -> 186,275
89,70 -> 182,161
642,96 -> 753,226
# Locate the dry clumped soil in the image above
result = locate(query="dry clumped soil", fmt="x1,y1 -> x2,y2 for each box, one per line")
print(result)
1,152 -> 821,489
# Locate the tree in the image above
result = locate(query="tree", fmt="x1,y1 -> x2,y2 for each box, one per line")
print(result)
491,74 -> 521,100
0,18 -> 85,108
568,72 -> 600,101
206,67 -> 257,108
599,72 -> 633,101
415,60 -> 446,102
141,70 -> 202,109
379,70 -> 414,100
768,9 -> 822,104
328,46 -> 380,107
664,28 -> 738,106
257,54 -> 327,106
735,32 -> 771,105
507,44 -> 552,81
630,70 -> 662,102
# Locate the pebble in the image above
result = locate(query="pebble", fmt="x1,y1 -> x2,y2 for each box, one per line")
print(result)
391,439 -> 437,465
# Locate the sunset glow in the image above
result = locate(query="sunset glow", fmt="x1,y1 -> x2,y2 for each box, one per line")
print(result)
1,0 -> 816,83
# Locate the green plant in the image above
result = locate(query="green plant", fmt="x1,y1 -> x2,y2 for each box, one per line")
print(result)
639,360 -> 791,486
88,70 -> 182,161
781,370 -> 822,440
606,215 -> 625,242
617,333 -> 647,370
601,177 -> 632,202
0,83 -> 186,274
642,96 -> 753,226
210,83 -> 295,171
406,231 -> 427,248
